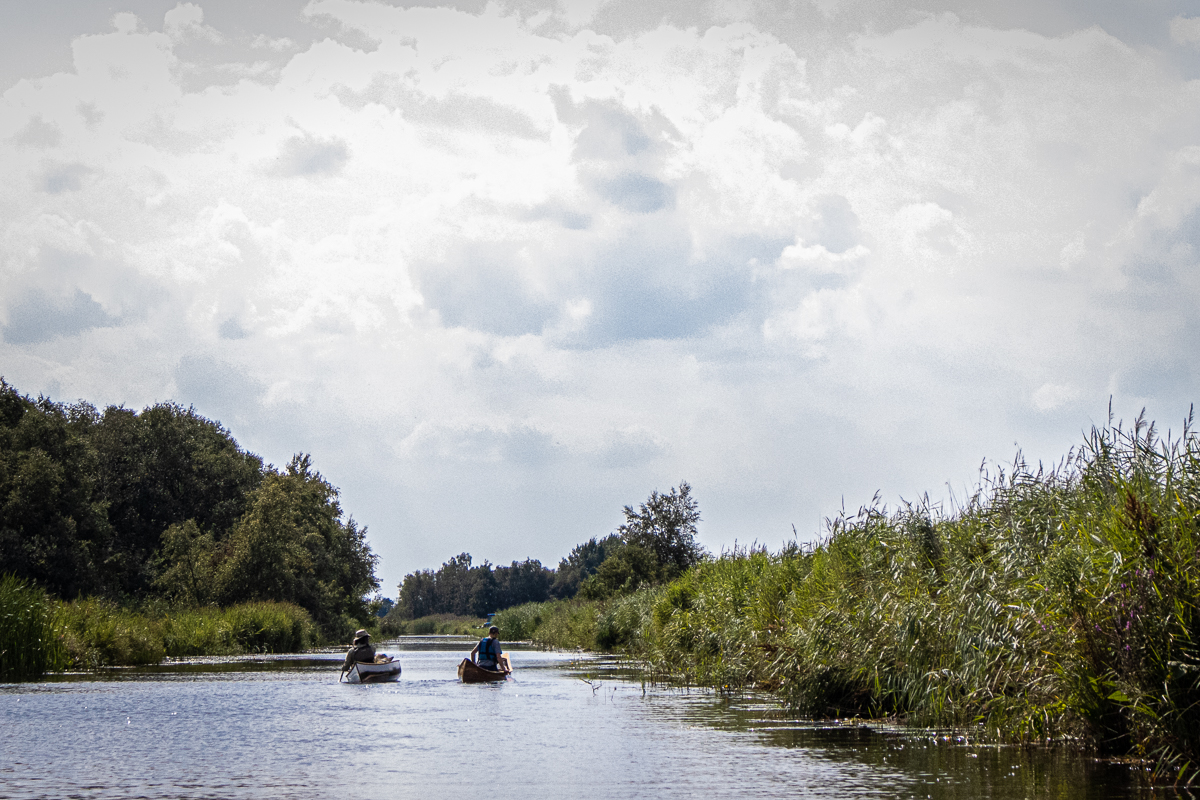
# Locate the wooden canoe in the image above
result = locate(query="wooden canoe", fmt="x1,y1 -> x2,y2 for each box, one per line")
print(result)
457,655 -> 510,683
345,660 -> 402,684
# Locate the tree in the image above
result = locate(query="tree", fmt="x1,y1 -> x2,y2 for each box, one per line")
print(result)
154,520 -> 217,604
214,454 -> 378,627
551,535 -> 620,598
495,558 -> 553,607
396,569 -> 437,619
578,542 -> 661,599
0,382 -> 110,598
617,481 -> 705,579
89,402 -> 263,597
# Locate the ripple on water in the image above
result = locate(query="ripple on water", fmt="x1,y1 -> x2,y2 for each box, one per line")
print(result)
0,638 -> 1137,799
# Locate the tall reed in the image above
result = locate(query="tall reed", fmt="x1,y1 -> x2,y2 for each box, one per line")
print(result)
638,416 -> 1200,784
58,600 -> 318,667
0,574 -> 66,681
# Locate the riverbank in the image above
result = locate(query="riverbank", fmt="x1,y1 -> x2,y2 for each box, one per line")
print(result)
1,577 -> 325,677
496,419 -> 1200,786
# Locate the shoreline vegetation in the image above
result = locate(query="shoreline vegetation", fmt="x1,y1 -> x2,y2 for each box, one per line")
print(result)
492,415 -> 1200,786
5,373 -> 1198,785
0,377 -> 381,679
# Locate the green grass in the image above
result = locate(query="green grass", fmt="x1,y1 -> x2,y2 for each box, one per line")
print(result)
58,600 -> 318,667
0,574 -> 66,681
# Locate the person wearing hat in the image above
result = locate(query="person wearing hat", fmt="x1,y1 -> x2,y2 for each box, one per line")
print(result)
342,629 -> 376,672
470,625 -> 506,671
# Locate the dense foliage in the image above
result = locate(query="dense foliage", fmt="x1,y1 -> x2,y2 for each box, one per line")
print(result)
389,482 -> 706,620
499,416 -> 1200,785
393,553 -> 554,618
0,379 -> 379,636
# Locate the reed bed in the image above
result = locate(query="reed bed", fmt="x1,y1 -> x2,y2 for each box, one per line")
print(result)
58,600 -> 318,667
489,417 -> 1200,784
640,417 -> 1200,784
0,574 -> 66,681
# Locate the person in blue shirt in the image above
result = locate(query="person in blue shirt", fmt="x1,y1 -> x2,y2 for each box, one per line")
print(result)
470,625 -> 506,671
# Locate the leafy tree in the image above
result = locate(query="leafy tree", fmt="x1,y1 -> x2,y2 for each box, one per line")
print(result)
551,535 -> 620,598
396,568 -> 437,619
89,402 -> 263,597
617,481 -> 705,579
495,558 -> 553,607
154,520 -> 217,605
578,482 -> 707,600
579,542 -> 661,599
0,382 -> 109,598
214,454 -> 378,627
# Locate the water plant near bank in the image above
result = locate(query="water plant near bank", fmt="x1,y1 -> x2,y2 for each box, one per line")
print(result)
0,574 -> 66,681
498,416 -> 1200,785
58,600 -> 318,667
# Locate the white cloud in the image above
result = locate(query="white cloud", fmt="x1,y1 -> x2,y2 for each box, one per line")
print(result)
1170,16 -> 1200,46
2,1 -> 1199,588
1032,383 -> 1079,412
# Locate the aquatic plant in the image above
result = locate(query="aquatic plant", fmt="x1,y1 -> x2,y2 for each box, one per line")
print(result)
0,573 -> 66,681
636,414 -> 1200,785
58,599 -> 318,666
492,599 -> 600,650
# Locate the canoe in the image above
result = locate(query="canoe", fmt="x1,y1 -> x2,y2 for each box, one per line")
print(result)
457,655 -> 510,683
345,659 -> 402,684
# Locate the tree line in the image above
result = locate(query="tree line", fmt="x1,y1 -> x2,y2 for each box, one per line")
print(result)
0,379 -> 378,633
392,482 -> 706,619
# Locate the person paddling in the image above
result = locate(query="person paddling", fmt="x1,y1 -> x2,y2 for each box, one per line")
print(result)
470,626 -> 506,672
342,629 -> 375,673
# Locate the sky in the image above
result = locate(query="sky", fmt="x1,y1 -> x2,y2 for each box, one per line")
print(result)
2,0 -> 1200,596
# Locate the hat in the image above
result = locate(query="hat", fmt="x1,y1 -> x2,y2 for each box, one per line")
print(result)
354,629 -> 370,641
489,625 -> 499,634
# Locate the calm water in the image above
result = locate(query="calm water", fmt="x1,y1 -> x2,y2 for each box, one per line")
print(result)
1,637 -> 1146,799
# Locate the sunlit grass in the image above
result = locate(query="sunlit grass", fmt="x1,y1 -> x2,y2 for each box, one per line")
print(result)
57,600 -> 318,667
0,574 -> 66,681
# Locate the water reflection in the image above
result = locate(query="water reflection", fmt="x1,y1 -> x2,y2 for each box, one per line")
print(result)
0,637 -> 1146,799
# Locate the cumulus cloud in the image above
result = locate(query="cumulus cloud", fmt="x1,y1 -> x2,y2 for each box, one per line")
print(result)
2,0 -> 1199,587
1170,16 -> 1200,46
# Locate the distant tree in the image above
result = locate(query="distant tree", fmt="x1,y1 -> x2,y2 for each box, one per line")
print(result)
550,535 -> 620,598
369,597 -> 394,617
617,481 -> 705,579
495,558 -> 553,607
396,569 -> 437,619
576,482 -> 707,600
578,542 -> 661,599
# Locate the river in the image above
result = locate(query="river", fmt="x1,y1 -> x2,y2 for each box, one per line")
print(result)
1,636 -> 1142,799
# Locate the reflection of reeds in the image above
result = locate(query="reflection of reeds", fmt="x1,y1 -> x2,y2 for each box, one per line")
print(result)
0,574 -> 66,681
